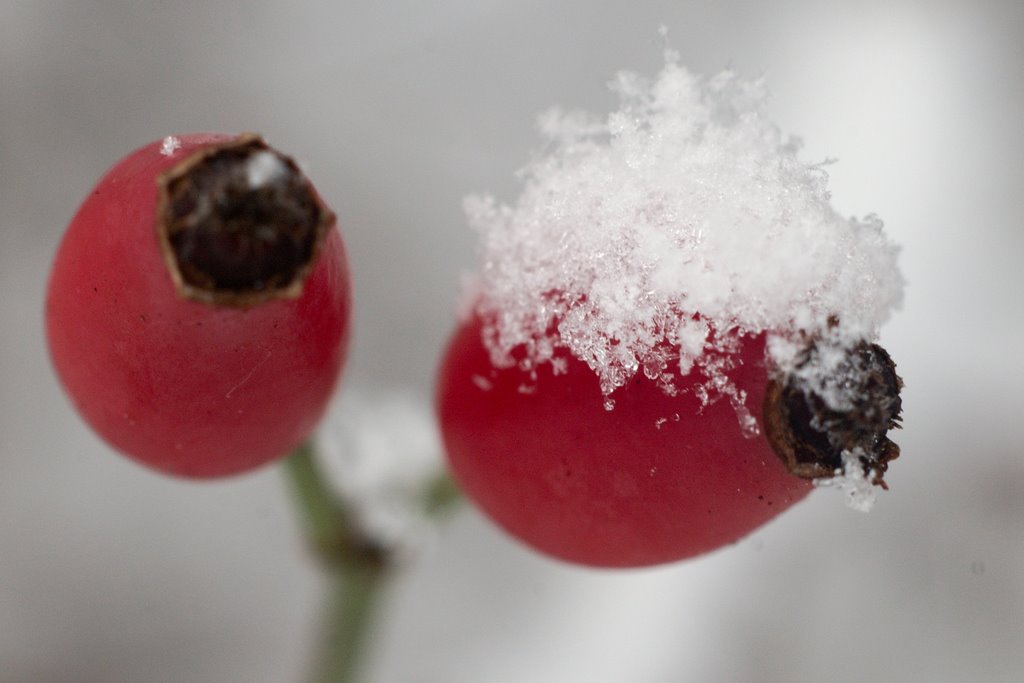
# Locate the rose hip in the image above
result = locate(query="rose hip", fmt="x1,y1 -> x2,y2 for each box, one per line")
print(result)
437,314 -> 900,567
46,134 -> 351,477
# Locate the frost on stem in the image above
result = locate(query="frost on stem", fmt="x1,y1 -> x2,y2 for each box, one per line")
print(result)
319,392 -> 450,553
157,134 -> 332,307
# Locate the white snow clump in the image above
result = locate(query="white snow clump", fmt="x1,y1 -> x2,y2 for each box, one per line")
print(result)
319,391 -> 447,549
464,52 -> 903,410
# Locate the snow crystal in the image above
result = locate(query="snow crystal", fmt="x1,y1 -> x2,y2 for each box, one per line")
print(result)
814,450 -> 879,512
319,391 -> 447,548
245,150 -> 289,188
464,51 -> 903,409
160,135 -> 181,156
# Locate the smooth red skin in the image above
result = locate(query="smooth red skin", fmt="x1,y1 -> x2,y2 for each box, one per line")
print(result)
438,316 -> 812,567
46,134 -> 351,478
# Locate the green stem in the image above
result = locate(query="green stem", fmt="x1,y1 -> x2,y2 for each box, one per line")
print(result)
312,563 -> 386,683
284,442 -> 390,683
423,471 -> 463,517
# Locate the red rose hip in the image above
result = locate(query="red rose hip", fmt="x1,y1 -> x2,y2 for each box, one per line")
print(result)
437,314 -> 900,567
46,134 -> 351,477
438,57 -> 905,568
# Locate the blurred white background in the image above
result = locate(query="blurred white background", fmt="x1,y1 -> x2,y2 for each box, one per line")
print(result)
2,1 -> 1022,681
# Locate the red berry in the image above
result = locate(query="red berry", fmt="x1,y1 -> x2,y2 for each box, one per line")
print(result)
437,314 -> 900,567
46,134 -> 351,477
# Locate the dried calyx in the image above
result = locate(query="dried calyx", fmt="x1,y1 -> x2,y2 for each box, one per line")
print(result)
764,341 -> 903,488
157,134 -> 332,307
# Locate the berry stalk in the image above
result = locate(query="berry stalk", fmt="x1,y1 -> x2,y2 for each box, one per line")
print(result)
284,442 -> 389,683
284,441 -> 461,682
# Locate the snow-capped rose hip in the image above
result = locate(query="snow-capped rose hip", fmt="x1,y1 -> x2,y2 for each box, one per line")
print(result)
46,134 -> 351,477
438,314 -> 900,567
437,56 -> 907,568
